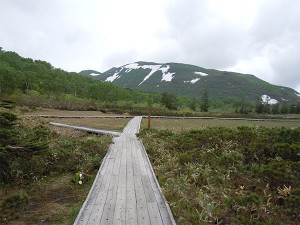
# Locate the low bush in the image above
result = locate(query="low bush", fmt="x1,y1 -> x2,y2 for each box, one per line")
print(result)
141,126 -> 300,224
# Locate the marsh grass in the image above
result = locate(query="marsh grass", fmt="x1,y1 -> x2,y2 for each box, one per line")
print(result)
49,117 -> 131,131
24,109 -> 122,117
142,118 -> 300,131
140,127 -> 300,224
0,111 -> 112,224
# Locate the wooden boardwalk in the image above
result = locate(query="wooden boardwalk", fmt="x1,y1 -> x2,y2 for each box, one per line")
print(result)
49,122 -> 122,136
73,116 -> 176,225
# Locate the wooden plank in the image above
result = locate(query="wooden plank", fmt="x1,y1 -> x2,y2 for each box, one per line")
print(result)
49,122 -> 121,136
134,141 -> 147,176
131,142 -> 141,177
126,189 -> 138,225
126,139 -> 138,225
99,175 -> 119,225
112,187 -> 126,225
134,176 -> 151,225
112,137 -> 127,224
141,175 -> 156,203
147,202 -> 164,225
100,137 -> 125,225
99,140 -> 123,225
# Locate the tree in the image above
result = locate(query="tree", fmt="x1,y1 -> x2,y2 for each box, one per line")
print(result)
161,92 -> 178,110
255,101 -> 264,114
147,95 -> 153,128
281,104 -> 289,114
200,90 -> 209,112
272,103 -> 280,114
190,98 -> 197,111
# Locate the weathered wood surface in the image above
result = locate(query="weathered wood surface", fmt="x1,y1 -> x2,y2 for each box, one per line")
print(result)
49,122 -> 121,136
73,116 -> 176,225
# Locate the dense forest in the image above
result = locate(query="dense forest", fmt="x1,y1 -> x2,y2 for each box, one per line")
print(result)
0,49 -> 158,108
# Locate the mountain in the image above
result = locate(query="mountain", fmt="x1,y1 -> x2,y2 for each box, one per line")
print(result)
86,61 -> 300,103
79,70 -> 102,76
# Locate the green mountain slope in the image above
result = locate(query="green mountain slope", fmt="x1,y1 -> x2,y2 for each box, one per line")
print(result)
0,50 -> 151,104
91,61 -> 300,103
79,70 -> 102,76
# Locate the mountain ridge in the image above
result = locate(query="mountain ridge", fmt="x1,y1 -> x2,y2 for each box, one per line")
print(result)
80,61 -> 300,103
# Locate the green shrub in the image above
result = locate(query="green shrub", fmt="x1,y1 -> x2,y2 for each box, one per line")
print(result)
0,112 -> 17,128
0,154 -> 11,184
140,126 -> 300,224
0,191 -> 29,210
258,160 -> 299,187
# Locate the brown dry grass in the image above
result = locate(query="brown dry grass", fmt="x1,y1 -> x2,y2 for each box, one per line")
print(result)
48,117 -> 131,131
23,109 -> 123,117
1,175 -> 92,225
142,118 -> 300,130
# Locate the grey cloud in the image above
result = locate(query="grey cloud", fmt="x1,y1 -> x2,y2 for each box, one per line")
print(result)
249,0 -> 300,91
1,0 -> 300,92
162,0 -> 300,91
163,0 -> 248,69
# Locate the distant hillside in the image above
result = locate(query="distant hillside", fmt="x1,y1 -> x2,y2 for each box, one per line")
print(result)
0,50 -> 152,105
87,61 -> 300,103
79,70 -> 102,76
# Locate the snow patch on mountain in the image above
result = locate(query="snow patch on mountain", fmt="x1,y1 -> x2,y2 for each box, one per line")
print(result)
184,78 -> 201,84
160,65 -> 175,82
194,71 -> 208,76
138,65 -> 162,85
90,72 -> 101,76
295,93 -> 300,97
161,72 -> 175,82
191,78 -> 201,83
105,71 -> 121,82
105,62 -> 177,85
261,94 -> 278,105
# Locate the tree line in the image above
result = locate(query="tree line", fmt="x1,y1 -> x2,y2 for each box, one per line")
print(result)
1,48 -> 299,115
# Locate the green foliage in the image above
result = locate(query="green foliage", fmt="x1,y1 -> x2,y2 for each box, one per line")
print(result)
0,112 -> 17,128
0,191 -> 29,210
0,191 -> 30,222
200,90 -> 209,112
141,126 -> 300,224
161,92 -> 178,110
0,154 -> 11,184
0,110 -> 111,185
190,98 -> 197,111
0,50 -> 160,109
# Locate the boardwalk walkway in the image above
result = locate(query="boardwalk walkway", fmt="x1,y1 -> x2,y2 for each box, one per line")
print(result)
49,122 -> 122,136
73,116 -> 176,225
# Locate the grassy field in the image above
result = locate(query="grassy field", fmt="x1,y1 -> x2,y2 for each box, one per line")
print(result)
0,112 -> 112,224
48,117 -> 131,131
142,118 -> 300,130
140,127 -> 300,224
24,109 -> 123,117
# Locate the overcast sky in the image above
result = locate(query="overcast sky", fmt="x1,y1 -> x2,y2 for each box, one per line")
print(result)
1,0 -> 300,92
